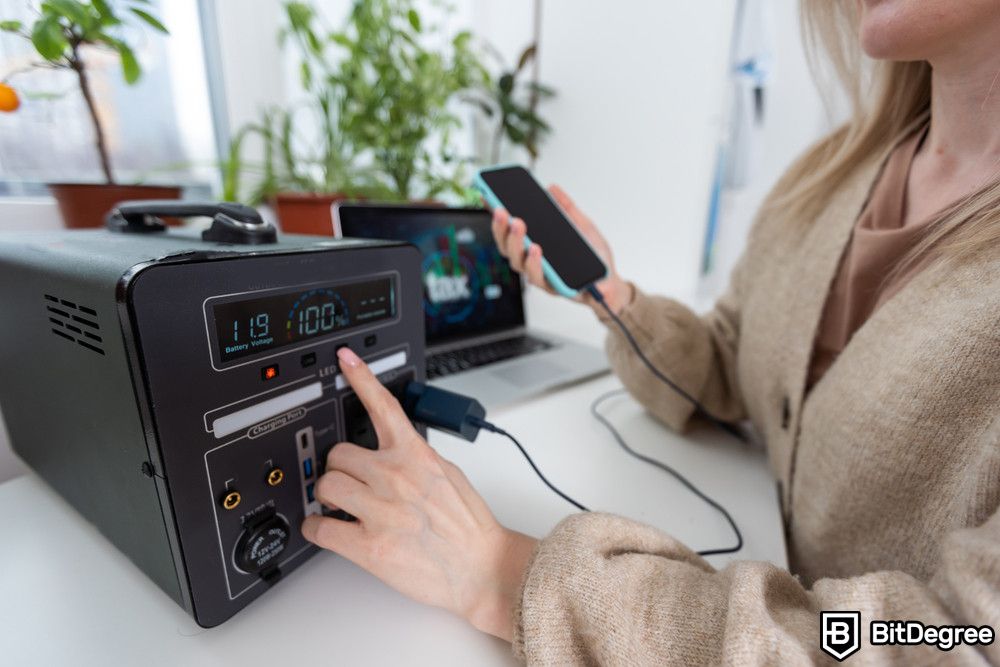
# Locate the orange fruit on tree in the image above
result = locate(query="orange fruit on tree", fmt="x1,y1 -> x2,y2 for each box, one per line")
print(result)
0,83 -> 20,112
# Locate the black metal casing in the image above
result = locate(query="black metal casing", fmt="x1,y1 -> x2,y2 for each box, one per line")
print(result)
0,226 -> 425,627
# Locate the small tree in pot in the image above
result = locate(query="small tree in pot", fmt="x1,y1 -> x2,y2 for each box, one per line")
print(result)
225,0 -> 489,236
1,0 -> 179,228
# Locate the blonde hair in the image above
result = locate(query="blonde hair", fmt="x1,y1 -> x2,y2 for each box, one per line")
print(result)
764,0 -> 1000,271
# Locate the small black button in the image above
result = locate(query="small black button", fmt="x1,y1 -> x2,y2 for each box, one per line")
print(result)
335,344 -> 350,371
301,352 -> 316,367
781,396 -> 791,429
364,334 -> 377,348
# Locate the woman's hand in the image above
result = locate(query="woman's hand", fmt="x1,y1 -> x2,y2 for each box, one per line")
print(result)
490,184 -> 633,315
302,346 -> 538,641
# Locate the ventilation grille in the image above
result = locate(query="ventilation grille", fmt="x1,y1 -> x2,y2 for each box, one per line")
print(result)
44,294 -> 105,356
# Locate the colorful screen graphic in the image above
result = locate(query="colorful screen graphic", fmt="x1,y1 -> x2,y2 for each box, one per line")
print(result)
338,208 -> 524,344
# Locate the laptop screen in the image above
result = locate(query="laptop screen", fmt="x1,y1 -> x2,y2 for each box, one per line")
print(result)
336,205 -> 525,346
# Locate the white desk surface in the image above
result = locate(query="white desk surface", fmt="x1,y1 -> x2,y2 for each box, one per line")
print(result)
1,370 -> 785,666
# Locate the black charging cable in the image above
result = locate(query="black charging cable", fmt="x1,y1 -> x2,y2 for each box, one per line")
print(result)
582,284 -> 744,554
404,289 -> 749,557
403,383 -> 590,512
469,408 -> 741,556
467,416 -> 589,512
584,285 -> 747,443
590,389 -> 743,556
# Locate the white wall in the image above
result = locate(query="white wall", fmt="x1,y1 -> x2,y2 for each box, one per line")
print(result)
695,0 -> 847,303
475,1 -> 735,299
471,0 -> 735,341
470,0 -> 844,339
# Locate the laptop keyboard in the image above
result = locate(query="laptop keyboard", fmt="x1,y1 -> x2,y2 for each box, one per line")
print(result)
426,335 -> 554,379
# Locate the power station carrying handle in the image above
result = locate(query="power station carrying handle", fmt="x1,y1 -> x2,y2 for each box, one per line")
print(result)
106,200 -> 278,245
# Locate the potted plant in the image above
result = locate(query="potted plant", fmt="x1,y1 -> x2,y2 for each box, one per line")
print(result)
223,2 -> 367,235
330,0 -> 488,202
0,0 -> 179,228
225,0 -> 489,235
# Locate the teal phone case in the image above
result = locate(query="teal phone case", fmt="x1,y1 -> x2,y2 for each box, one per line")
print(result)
473,164 -> 606,298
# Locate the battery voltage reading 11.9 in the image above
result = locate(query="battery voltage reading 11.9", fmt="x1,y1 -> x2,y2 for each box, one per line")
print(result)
232,314 -> 272,346
211,276 -> 396,364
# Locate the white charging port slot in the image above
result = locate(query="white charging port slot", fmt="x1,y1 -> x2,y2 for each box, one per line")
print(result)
211,382 -> 323,439
334,350 -> 407,390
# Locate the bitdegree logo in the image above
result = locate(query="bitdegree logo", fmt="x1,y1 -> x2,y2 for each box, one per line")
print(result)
821,611 -> 861,661
871,620 -> 995,652
821,611 -> 996,661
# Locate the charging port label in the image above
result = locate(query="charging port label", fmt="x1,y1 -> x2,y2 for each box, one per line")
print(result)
248,406 -> 307,439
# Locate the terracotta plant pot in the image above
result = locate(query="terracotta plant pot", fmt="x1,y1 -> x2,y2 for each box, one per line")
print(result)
272,192 -> 349,236
48,183 -> 182,229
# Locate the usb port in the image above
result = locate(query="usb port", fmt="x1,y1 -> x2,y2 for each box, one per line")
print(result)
306,482 -> 315,503
303,457 -> 314,479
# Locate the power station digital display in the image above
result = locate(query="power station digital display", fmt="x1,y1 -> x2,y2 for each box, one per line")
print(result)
211,276 -> 396,363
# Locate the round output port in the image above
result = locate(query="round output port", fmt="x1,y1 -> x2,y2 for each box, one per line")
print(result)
266,467 -> 284,487
221,490 -> 242,510
234,514 -> 290,574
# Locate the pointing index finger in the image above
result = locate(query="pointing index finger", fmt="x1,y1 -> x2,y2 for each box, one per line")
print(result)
337,347 -> 409,446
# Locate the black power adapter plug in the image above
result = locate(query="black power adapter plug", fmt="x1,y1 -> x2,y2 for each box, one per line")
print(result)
403,381 -> 486,442
400,371 -> 744,554
401,381 -> 589,511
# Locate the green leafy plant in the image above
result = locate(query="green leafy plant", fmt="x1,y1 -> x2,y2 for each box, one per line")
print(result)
481,43 -> 555,164
223,2 -> 359,204
330,0 -> 488,200
1,0 -> 168,184
475,0 -> 554,165
222,103 -> 359,204
226,0 -> 489,204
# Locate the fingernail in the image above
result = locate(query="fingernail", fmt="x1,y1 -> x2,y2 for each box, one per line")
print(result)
301,515 -> 318,542
337,346 -> 361,368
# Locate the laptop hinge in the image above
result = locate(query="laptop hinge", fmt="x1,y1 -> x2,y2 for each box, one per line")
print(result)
426,326 -> 531,355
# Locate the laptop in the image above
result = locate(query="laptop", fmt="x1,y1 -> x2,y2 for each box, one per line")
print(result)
334,203 -> 609,408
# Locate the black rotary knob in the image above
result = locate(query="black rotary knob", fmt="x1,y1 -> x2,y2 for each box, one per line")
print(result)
234,514 -> 290,574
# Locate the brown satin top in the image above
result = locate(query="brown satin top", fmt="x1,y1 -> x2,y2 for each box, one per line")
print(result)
808,125 -> 935,388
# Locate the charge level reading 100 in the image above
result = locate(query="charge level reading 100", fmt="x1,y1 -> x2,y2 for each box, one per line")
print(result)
211,277 -> 396,363
287,288 -> 349,340
300,304 -> 334,334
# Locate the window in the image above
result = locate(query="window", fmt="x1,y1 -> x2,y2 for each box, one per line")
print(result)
0,0 -> 218,196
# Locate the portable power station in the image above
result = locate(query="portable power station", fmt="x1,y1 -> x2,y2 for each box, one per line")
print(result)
0,202 -> 425,627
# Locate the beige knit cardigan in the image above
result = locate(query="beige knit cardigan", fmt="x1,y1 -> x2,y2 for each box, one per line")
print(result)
511,149 -> 1000,664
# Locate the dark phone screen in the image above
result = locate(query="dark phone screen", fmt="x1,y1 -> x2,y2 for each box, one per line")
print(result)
481,167 -> 607,290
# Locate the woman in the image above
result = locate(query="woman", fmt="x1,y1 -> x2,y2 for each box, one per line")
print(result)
303,0 -> 1000,662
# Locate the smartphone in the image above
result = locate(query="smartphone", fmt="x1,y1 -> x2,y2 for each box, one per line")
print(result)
474,164 -> 607,297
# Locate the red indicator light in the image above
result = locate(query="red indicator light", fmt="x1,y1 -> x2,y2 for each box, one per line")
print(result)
261,365 -> 280,381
